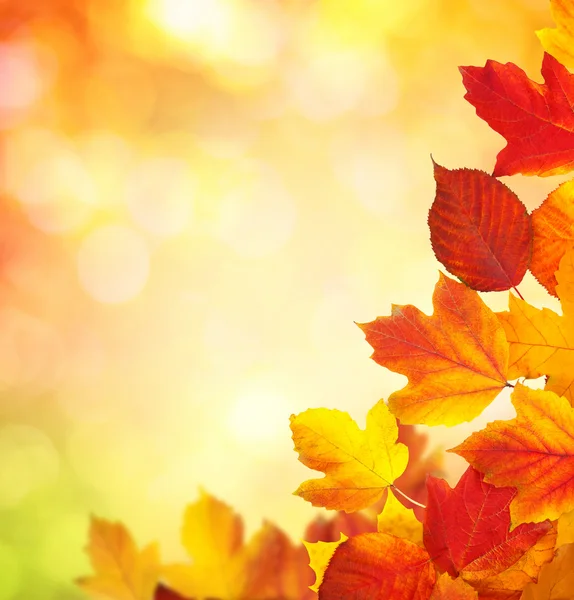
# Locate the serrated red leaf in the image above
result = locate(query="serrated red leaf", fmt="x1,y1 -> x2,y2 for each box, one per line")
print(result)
423,467 -> 551,580
428,163 -> 531,292
461,53 -> 574,176
318,532 -> 436,600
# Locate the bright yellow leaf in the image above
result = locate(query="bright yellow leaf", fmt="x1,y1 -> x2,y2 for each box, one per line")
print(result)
290,399 -> 408,511
303,533 -> 347,593
537,0 -> 574,72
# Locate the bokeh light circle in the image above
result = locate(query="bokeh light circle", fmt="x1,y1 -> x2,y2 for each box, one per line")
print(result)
77,225 -> 150,304
125,157 -> 193,236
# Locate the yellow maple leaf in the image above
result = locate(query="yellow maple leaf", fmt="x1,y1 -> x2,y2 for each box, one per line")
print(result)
522,543 -> 574,600
77,516 -> 160,600
161,491 -> 313,600
430,573 -> 478,599
537,0 -> 574,72
497,248 -> 574,405
290,399 -> 408,511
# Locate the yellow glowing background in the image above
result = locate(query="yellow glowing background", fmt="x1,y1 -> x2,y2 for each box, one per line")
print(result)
0,0 -> 567,598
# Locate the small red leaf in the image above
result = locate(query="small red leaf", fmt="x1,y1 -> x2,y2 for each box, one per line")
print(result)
423,467 -> 551,580
429,162 -> 531,292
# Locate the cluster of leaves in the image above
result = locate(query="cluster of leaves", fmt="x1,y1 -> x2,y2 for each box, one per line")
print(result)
77,423 -> 440,599
289,1 -> 574,598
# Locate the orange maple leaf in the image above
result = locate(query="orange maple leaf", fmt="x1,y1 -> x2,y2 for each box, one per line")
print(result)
451,384 -> 574,526
357,273 -> 509,426
429,574 -> 478,600
497,247 -> 574,405
290,400 -> 408,511
77,516 -> 161,600
521,543 -> 574,600
460,53 -> 574,177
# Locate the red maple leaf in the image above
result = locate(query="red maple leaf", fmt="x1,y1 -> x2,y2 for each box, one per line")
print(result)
461,52 -> 574,176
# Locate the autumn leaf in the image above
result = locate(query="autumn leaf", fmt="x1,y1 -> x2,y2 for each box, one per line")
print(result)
423,466 -> 551,581
303,534 -> 347,593
537,0 -> 574,72
77,516 -> 160,600
557,508 -> 574,547
357,272 -> 509,426
497,247 -> 574,405
377,490 -> 422,546
428,162 -> 531,292
161,491 -> 314,600
530,180 -> 574,297
429,574 -> 478,600
304,510 -> 376,543
290,399 -> 408,511
469,522 -> 557,600
318,532 -> 436,599
460,53 -> 574,177
521,543 -> 574,600
451,384 -> 574,526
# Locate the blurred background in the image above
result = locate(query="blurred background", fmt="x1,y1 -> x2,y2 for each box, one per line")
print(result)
0,0 -> 568,597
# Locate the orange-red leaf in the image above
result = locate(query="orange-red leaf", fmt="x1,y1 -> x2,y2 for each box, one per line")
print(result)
423,467 -> 551,580
357,273 -> 509,426
318,532 -> 436,599
451,384 -> 574,525
428,163 -> 531,291
461,53 -> 574,177
530,180 -> 574,296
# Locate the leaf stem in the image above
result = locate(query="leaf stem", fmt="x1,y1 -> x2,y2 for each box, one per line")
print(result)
391,485 -> 426,509
512,286 -> 524,300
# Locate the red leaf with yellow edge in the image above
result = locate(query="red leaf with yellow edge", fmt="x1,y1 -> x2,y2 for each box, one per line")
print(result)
461,53 -> 574,177
429,574 -> 478,600
497,248 -> 574,405
522,543 -> 574,600
77,516 -> 161,600
537,0 -> 574,72
290,400 -> 408,511
423,467 -> 551,580
451,384 -> 574,526
318,532 -> 436,600
470,522 -> 557,600
530,180 -> 574,297
357,273 -> 509,426
428,162 -> 531,292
